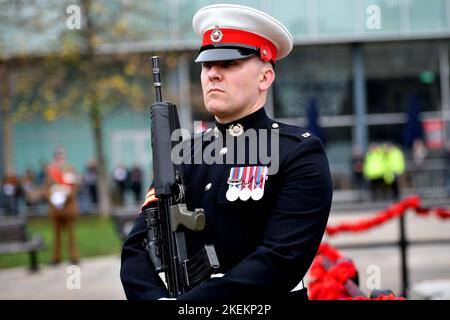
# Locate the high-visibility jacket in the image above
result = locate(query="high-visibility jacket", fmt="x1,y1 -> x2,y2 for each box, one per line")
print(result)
363,147 -> 385,180
384,146 -> 405,184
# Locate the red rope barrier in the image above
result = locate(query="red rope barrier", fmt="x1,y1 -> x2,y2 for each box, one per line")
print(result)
326,195 -> 450,237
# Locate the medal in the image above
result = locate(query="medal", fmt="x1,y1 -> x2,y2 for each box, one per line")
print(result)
239,167 -> 252,201
251,187 -> 264,201
226,187 -> 240,202
251,166 -> 268,201
226,167 -> 243,202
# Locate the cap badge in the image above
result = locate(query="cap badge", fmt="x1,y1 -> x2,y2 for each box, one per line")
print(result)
213,126 -> 220,138
211,25 -> 223,43
228,123 -> 244,137
260,45 -> 272,62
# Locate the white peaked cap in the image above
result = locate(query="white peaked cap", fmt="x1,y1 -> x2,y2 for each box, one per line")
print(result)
192,4 -> 293,63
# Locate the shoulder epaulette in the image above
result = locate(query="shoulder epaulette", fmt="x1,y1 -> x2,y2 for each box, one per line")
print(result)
271,121 -> 313,142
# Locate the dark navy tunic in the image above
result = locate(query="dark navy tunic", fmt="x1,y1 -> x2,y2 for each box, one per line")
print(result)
120,108 -> 333,300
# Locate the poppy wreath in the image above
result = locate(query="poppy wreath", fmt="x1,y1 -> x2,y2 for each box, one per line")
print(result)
309,243 -> 406,300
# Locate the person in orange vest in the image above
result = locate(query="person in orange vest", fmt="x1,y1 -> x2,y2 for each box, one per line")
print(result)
45,146 -> 80,265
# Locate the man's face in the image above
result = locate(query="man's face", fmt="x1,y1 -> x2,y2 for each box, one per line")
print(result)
200,57 -> 265,122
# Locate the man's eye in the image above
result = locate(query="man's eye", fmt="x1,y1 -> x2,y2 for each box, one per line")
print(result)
202,62 -> 213,69
223,60 -> 237,67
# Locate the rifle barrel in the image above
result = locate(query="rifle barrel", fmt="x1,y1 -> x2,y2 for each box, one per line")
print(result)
151,56 -> 163,103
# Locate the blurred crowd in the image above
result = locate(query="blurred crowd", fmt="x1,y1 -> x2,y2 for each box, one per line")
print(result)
0,160 -> 145,216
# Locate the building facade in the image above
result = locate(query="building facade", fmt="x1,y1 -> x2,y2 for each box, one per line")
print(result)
1,0 -> 450,197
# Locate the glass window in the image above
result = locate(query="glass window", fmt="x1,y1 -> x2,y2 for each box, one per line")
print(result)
409,0 -> 447,31
368,123 -> 405,145
364,41 -> 441,114
324,126 -> 353,190
87,1 -> 167,44
273,45 -> 353,118
317,0 -> 356,35
269,0 -> 308,37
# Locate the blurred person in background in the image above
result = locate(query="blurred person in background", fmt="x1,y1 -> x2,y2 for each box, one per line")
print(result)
45,146 -> 80,265
383,142 -> 405,200
83,159 -> 98,208
351,145 -> 365,202
37,159 -> 48,187
129,165 -> 143,203
411,138 -> 428,189
113,164 -> 128,206
363,143 -> 386,201
1,167 -> 22,215
21,167 -> 41,211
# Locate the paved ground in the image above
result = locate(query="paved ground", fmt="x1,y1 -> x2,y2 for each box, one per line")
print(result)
1,200 -> 449,300
0,255 -> 125,300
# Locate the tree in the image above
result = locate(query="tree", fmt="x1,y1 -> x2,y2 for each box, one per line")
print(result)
0,0 -> 172,215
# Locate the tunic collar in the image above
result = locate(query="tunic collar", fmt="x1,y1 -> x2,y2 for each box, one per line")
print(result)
214,107 -> 270,137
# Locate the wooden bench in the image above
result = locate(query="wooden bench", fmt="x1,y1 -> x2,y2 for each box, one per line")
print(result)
0,216 -> 46,271
111,205 -> 139,241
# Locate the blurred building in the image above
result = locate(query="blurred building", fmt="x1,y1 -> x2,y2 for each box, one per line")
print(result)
1,0 -> 449,198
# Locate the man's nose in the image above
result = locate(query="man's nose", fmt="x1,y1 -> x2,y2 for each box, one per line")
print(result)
207,65 -> 222,81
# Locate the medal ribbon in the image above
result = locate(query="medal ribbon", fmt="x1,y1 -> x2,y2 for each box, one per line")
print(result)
260,166 -> 267,189
228,167 -> 243,191
242,166 -> 251,189
252,166 -> 268,190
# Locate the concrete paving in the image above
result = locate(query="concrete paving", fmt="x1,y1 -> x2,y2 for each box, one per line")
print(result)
1,202 -> 449,300
0,255 -> 126,300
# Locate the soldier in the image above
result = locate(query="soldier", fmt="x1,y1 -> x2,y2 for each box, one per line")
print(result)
45,146 -> 80,265
121,4 -> 333,300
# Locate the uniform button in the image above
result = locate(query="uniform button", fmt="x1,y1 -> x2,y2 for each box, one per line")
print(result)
205,183 -> 212,191
272,123 -> 279,129
220,147 -> 228,155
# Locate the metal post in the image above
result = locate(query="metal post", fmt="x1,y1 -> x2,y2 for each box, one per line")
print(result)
29,251 -> 39,272
265,86 -> 275,118
439,43 -> 450,144
177,55 -> 193,132
0,95 -> 4,181
352,43 -> 369,153
0,64 -> 5,180
399,212 -> 409,298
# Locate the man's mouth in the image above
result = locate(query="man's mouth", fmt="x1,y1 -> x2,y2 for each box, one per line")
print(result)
208,88 -> 224,94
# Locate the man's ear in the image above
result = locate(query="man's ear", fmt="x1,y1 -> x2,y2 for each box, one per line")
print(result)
259,64 -> 275,92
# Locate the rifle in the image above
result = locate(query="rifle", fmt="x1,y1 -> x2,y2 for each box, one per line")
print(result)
143,56 -> 220,298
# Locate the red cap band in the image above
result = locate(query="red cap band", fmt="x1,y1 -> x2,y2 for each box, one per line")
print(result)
202,28 -> 277,62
